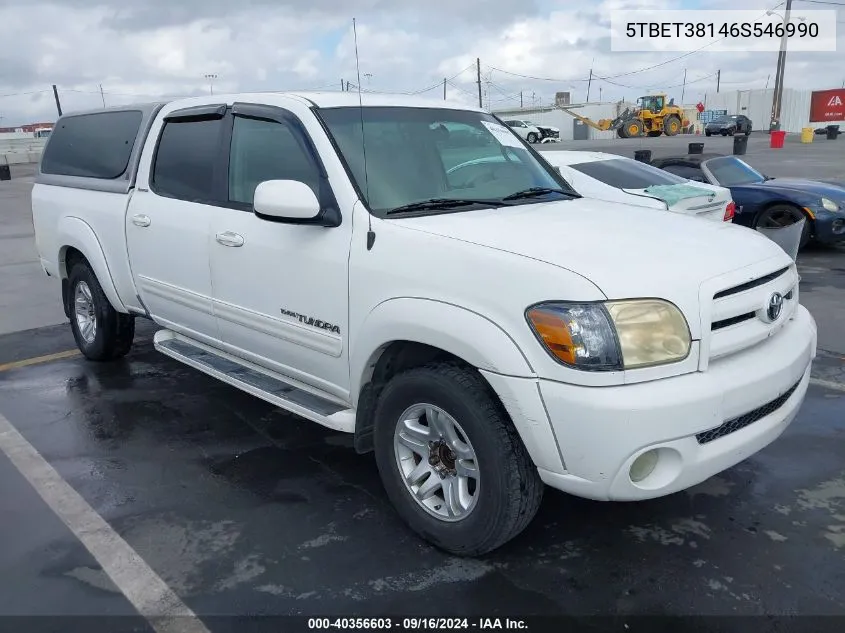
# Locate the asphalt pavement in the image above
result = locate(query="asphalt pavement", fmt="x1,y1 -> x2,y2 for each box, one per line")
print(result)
1,138 -> 845,630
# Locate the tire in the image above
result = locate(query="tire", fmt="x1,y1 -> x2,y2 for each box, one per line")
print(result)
527,132 -> 538,143
754,204 -> 811,249
721,130 -> 728,136
373,362 -> 543,556
705,131 -> 712,137
616,127 -> 628,139
663,115 -> 681,136
625,120 -> 643,138
68,261 -> 135,361
745,127 -> 751,136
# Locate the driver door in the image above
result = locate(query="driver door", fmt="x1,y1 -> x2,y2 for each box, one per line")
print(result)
206,104 -> 353,399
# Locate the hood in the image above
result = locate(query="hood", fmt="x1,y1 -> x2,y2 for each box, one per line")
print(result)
392,198 -> 789,311
748,178 -> 845,202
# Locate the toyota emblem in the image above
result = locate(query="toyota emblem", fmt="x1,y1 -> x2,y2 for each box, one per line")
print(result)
766,292 -> 784,322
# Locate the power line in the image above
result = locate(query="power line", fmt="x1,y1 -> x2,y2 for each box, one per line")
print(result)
409,64 -> 474,95
795,0 -> 845,5
0,89 -> 51,99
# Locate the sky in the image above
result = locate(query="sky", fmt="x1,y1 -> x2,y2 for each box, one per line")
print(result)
0,0 -> 843,126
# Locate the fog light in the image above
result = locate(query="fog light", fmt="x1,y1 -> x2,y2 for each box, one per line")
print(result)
630,450 -> 659,483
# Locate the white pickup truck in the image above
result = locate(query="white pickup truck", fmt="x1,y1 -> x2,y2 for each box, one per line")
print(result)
32,92 -> 817,555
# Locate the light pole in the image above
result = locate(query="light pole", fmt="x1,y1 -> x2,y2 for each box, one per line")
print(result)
204,73 -> 218,95
767,3 -> 806,132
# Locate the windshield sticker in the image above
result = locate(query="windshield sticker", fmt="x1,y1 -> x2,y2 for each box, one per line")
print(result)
481,121 -> 524,148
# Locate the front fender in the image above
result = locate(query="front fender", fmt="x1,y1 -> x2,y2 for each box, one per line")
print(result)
350,297 -> 535,398
58,216 -> 127,313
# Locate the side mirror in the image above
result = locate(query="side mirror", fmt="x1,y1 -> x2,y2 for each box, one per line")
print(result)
253,180 -> 320,221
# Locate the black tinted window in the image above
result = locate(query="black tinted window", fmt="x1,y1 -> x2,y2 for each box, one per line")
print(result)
41,111 -> 142,179
152,117 -> 222,202
662,164 -> 707,182
570,158 -> 687,189
228,116 -> 319,205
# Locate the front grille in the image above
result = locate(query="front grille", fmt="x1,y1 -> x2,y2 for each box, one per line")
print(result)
713,266 -> 790,299
712,311 -> 755,331
695,379 -> 802,445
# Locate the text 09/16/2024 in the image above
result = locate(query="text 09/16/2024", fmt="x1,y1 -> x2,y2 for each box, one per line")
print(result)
610,9 -> 838,52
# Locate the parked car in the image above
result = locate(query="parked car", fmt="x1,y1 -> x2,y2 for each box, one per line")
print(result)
650,153 -> 845,248
502,119 -> 543,143
526,120 -> 560,141
32,93 -> 816,556
542,151 -> 736,222
705,115 -> 752,136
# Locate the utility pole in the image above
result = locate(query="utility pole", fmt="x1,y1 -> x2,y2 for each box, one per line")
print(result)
476,58 -> 483,109
770,0 -> 793,131
520,91 -> 523,108
99,84 -> 106,108
681,69 -> 687,103
204,73 -> 217,95
599,86 -> 602,102
765,74 -> 771,89
716,69 -> 721,93
52,84 -> 62,116
341,79 -> 345,91
443,78 -> 446,100
586,68 -> 593,102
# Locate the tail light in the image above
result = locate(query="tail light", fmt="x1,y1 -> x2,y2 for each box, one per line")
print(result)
723,201 -> 736,222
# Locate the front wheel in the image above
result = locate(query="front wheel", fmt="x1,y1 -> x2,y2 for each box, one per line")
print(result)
373,362 -> 543,556
754,205 -> 811,249
68,262 -> 135,361
705,131 -> 712,137
527,132 -> 538,143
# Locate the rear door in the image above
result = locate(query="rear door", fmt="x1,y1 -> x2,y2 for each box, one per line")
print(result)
126,104 -> 227,344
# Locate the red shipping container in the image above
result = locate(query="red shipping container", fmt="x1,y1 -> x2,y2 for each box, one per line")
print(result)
809,89 -> 845,123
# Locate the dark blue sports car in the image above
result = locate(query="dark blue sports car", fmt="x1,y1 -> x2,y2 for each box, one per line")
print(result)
649,153 -> 845,248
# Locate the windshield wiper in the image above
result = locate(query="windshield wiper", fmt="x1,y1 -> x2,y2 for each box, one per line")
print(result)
385,198 -> 501,215
502,187 -> 579,201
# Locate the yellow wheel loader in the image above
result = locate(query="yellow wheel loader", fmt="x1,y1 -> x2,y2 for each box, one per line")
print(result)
557,94 -> 688,139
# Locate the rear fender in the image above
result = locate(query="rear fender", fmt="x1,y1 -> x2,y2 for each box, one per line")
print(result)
58,216 -> 127,313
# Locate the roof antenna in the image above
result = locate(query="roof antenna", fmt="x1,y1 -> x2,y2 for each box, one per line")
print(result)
352,18 -> 375,251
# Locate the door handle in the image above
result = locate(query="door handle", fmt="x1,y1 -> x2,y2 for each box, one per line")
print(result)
131,214 -> 151,227
215,231 -> 245,247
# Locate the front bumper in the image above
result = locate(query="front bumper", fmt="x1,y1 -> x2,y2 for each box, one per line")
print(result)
502,304 -> 816,501
811,210 -> 845,243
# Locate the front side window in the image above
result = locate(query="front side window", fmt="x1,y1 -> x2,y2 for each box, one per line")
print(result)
228,116 -> 320,205
569,158 -> 687,189
317,106 -> 573,216
152,117 -> 223,202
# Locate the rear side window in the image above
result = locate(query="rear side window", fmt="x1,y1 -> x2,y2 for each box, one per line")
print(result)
570,158 -> 686,189
41,111 -> 142,179
152,118 -> 223,202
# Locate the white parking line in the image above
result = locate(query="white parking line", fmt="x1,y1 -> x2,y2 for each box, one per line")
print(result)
0,412 -> 210,633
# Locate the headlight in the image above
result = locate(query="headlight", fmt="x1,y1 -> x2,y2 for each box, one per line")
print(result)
821,197 -> 839,212
525,299 -> 691,371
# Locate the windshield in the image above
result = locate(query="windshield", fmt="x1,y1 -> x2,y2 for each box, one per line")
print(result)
713,116 -> 737,123
703,156 -> 765,186
569,158 -> 687,189
317,107 -> 574,216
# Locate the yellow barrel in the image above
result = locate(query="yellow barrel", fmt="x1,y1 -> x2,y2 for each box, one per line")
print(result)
801,127 -> 814,143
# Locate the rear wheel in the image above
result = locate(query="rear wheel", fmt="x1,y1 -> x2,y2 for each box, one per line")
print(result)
616,127 -> 629,138
373,362 -> 543,556
68,262 -> 135,361
705,131 -> 712,137
754,204 -> 811,249
663,115 -> 681,136
745,126 -> 752,136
